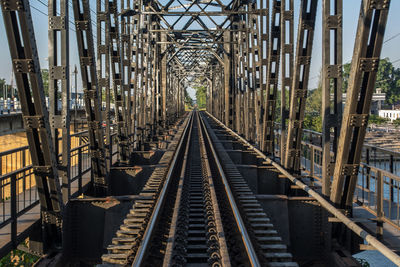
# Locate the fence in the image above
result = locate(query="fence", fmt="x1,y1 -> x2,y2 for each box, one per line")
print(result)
273,125 -> 400,231
0,130 -> 117,255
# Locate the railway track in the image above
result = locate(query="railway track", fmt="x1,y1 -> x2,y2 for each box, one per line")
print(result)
102,111 -> 298,266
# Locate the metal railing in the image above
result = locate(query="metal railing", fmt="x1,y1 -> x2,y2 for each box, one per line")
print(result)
273,125 -> 400,231
0,129 -> 117,256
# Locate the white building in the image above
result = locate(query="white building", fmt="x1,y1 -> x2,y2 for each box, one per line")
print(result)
379,109 -> 400,122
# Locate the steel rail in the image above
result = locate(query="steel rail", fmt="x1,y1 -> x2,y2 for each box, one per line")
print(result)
196,110 -> 231,266
162,110 -> 194,266
198,112 -> 261,266
132,112 -> 193,267
205,111 -> 400,265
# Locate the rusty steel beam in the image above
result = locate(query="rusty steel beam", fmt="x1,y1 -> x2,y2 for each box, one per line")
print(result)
96,0 -> 112,171
280,0 -> 294,164
261,0 -> 281,155
223,30 -> 231,127
321,0 -> 343,196
331,0 -> 391,208
1,0 -> 63,248
121,0 -> 133,154
48,0 -> 71,203
72,0 -> 108,193
284,0 -> 318,173
109,0 -> 129,163
131,2 -> 141,148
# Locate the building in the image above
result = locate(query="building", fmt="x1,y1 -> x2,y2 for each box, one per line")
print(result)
333,88 -> 386,115
379,109 -> 400,122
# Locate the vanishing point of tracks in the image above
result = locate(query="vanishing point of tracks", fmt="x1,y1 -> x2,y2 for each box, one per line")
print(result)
102,111 -> 298,266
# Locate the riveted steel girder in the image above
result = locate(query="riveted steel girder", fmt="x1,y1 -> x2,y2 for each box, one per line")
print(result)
284,0 -> 318,173
72,0 -> 108,193
1,0 -> 63,247
331,0 -> 391,208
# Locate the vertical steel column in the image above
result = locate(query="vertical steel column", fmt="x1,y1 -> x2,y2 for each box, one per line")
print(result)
109,0 -> 128,162
242,15 -> 250,139
246,7 -> 255,142
161,33 -> 167,129
121,0 -> 133,152
232,18 -> 240,133
96,0 -> 112,171
331,0 -> 391,208
223,31 -> 231,127
151,20 -> 160,134
48,0 -> 70,203
321,0 -> 343,196
1,0 -> 63,245
280,0 -> 294,163
258,0 -> 269,146
261,0 -> 281,155
72,0 -> 108,193
142,16 -> 150,133
249,2 -> 262,145
284,0 -> 318,173
131,3 -> 140,148
238,18 -> 246,135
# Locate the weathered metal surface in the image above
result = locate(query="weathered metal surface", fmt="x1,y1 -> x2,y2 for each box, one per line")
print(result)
321,0 -> 343,196
262,0 -> 282,155
280,0 -> 294,164
1,0 -> 63,250
72,0 -> 108,193
284,0 -> 318,173
330,0 -> 391,208
48,0 -> 71,203
96,0 -> 112,171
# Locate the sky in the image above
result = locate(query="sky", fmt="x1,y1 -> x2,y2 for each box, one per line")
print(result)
0,0 -> 400,100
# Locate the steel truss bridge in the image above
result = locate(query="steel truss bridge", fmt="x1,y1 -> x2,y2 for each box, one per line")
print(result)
0,0 -> 399,265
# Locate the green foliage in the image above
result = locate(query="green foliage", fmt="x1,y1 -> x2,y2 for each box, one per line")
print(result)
369,114 -> 389,125
41,69 -> 49,97
304,77 -> 323,132
0,78 -> 12,98
393,118 -> 400,128
194,84 -> 207,109
306,86 -> 322,115
0,249 -> 39,266
355,258 -> 370,267
184,88 -> 193,107
342,63 -> 351,93
343,58 -> 400,105
0,79 -> 5,96
303,113 -> 322,132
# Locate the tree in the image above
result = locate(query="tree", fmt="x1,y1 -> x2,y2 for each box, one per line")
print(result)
194,84 -> 207,109
0,78 -> 6,98
343,58 -> 400,105
393,118 -> 400,128
184,88 -> 193,107
303,73 -> 323,132
41,69 -> 49,97
369,114 -> 389,125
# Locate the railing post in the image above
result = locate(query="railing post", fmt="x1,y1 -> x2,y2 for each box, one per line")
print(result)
11,173 -> 17,248
0,156 -> 2,201
366,149 -> 370,190
310,146 -> 314,178
390,154 -> 394,202
78,147 -> 82,193
377,170 -> 384,240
